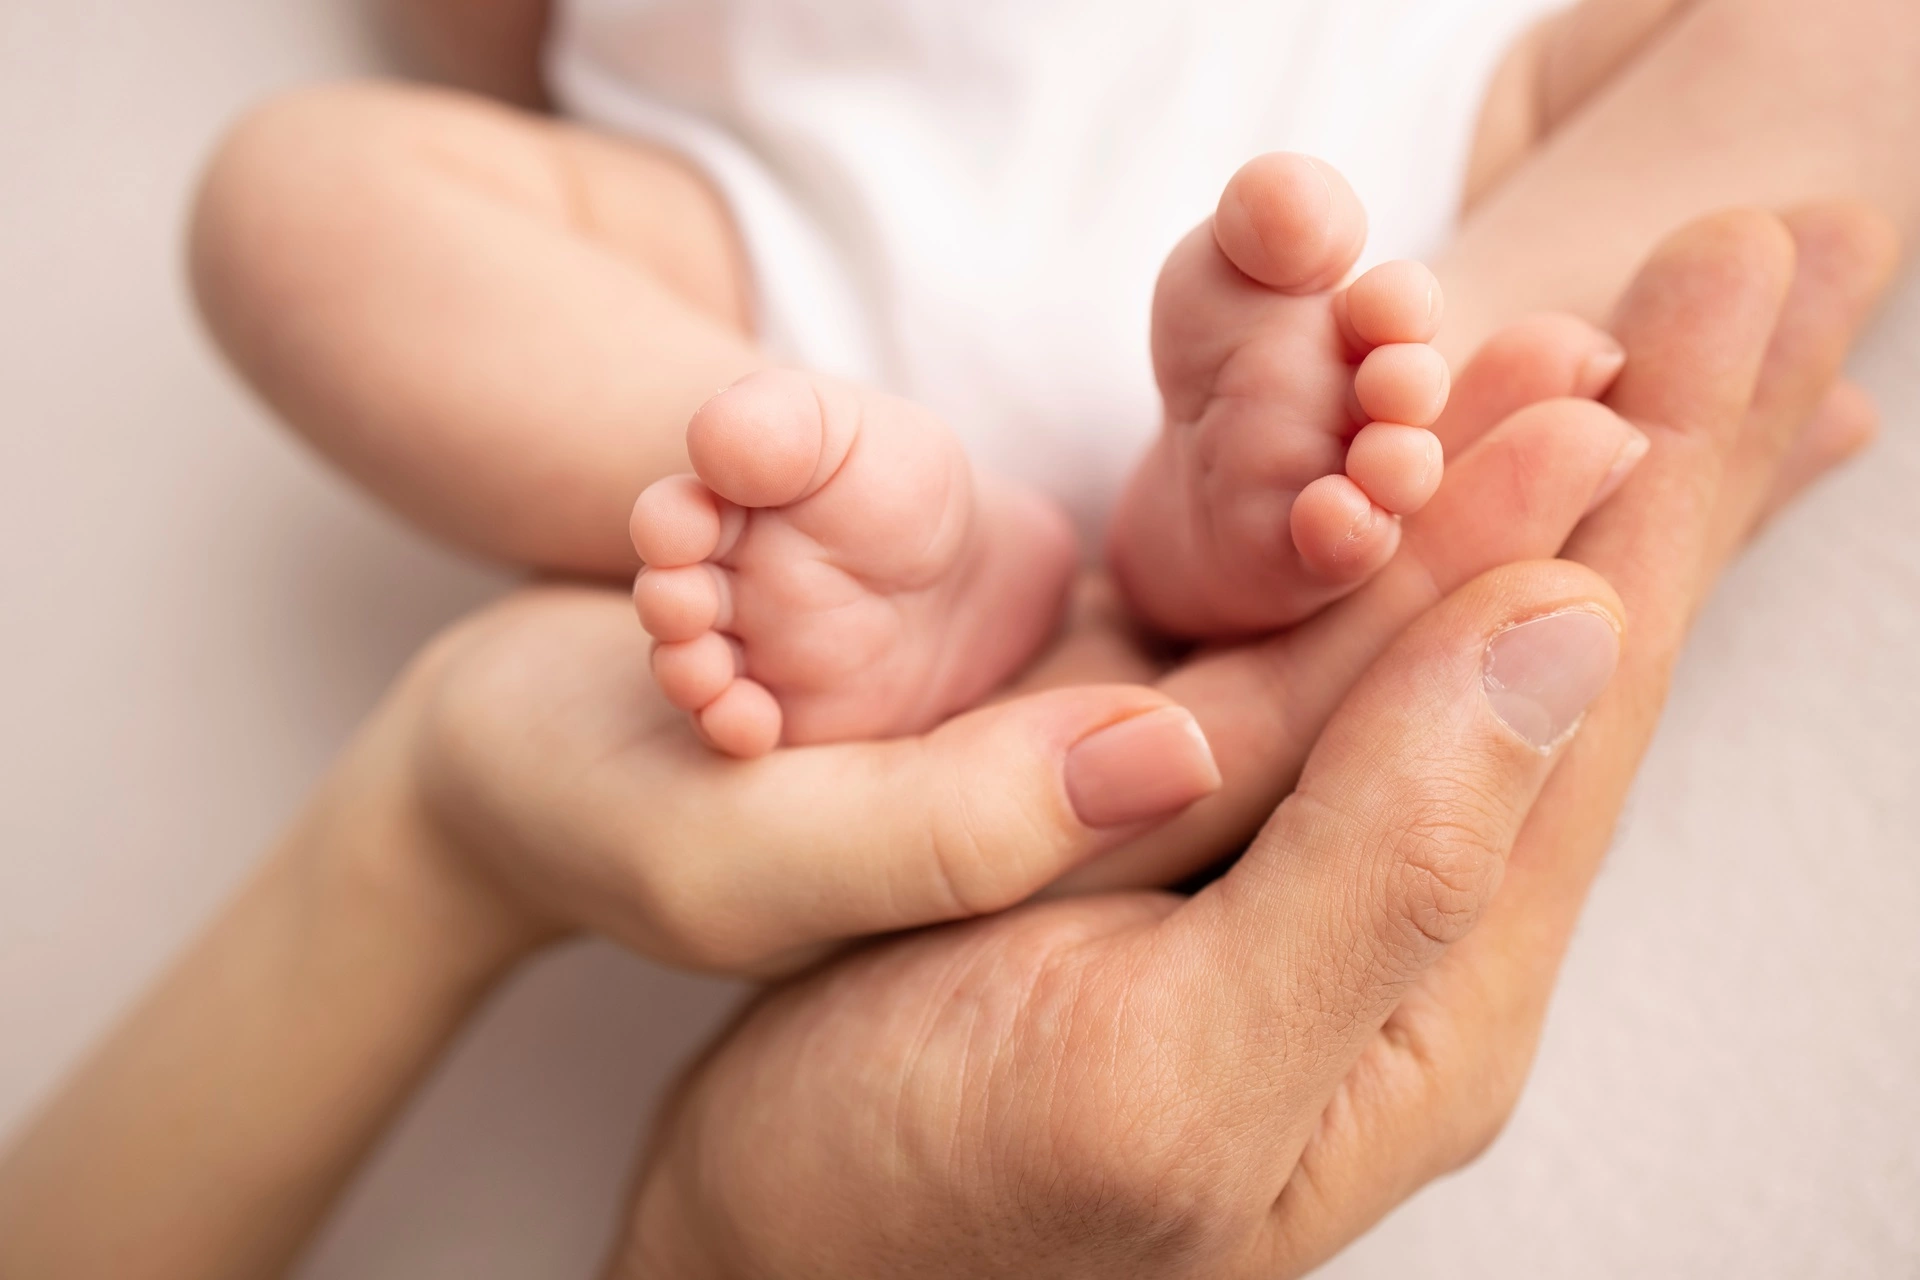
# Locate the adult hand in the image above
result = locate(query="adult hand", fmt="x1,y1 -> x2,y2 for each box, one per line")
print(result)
404,202 -> 1881,979
406,594 -> 1225,973
401,304 -> 1648,975
606,208 -> 1898,1276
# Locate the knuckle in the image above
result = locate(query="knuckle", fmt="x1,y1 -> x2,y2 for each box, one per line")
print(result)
1290,778 -> 1513,956
1388,799 -> 1508,950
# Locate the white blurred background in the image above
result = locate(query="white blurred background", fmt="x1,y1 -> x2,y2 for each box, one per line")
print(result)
1,3 -> 1914,1275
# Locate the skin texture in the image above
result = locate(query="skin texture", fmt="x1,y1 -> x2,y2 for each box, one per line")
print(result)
0,209 -> 1891,1279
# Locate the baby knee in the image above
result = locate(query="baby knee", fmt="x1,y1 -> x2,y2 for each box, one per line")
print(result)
187,84 -> 410,324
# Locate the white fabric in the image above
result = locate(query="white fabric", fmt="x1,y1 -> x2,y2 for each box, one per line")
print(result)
548,0 -> 1565,541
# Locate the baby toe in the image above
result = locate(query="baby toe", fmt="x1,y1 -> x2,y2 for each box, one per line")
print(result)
634,564 -> 730,643
1345,423 -> 1444,516
632,474 -> 730,568
1213,153 -> 1367,295
652,631 -> 741,712
1290,474 -> 1402,583
1355,343 -> 1451,428
697,679 -> 783,758
1344,261 -> 1444,347
687,369 -> 831,509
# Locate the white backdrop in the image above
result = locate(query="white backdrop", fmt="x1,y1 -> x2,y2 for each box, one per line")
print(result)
1,4 -> 1913,1275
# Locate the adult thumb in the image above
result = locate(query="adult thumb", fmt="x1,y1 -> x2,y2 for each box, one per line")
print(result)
1167,560 -> 1623,1131
710,684 -> 1221,965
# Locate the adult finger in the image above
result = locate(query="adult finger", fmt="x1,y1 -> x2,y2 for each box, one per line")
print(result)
1429,210 -> 1867,1001
1430,311 -> 1626,456
420,587 -> 1222,973
1478,208 -> 1795,723
1066,394 -> 1647,893
1462,207 -> 1876,964
1404,208 -> 1887,1136
1155,561 -> 1621,1152
1751,378 -> 1879,531
1706,203 -> 1898,567
662,683 -> 1222,969
1260,211 -> 1812,1266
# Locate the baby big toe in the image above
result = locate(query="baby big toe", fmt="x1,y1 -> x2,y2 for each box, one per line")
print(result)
686,370 -> 832,509
1290,473 -> 1402,583
1213,153 -> 1367,295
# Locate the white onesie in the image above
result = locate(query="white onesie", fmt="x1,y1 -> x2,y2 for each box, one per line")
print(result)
547,0 -> 1566,541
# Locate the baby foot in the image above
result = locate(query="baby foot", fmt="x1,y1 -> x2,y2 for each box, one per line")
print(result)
630,370 -> 1077,757
1107,153 -> 1452,638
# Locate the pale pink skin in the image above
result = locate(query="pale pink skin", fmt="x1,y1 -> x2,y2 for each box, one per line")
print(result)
1107,154 -> 1452,638
630,373 -> 1079,757
629,153 -> 1454,757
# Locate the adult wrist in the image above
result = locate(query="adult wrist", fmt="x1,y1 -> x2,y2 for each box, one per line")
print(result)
0,670 -> 562,1280
300,665 -> 562,1000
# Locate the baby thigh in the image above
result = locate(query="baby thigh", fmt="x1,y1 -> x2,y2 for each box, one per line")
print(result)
190,81 -> 763,576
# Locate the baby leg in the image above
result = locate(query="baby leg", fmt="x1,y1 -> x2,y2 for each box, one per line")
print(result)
190,82 -> 760,576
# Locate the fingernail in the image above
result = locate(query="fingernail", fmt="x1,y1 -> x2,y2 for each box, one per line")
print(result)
1575,344 -> 1627,398
1065,706 -> 1222,829
1483,610 -> 1620,752
1583,427 -> 1650,515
